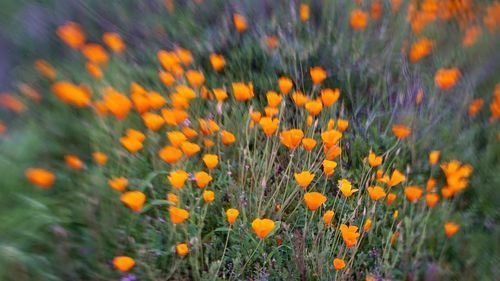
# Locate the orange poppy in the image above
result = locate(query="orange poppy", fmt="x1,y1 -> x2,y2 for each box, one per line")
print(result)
221,130 -> 236,145
51,81 -> 91,107
387,169 -> 406,187
194,171 -> 212,188
213,88 -> 228,102
113,256 -> 135,272
142,113 -> 164,131
176,243 -> 189,256
320,88 -> 340,107
321,130 -> 342,149
233,13 -> 247,33
303,192 -> 327,211
468,98 -> 484,117
103,32 -> 125,53
57,22 -> 86,49
367,186 -> 386,201
169,206 -> 189,224
322,160 -> 337,177
34,59 -> 56,80
210,54 -> 225,72
278,77 -> 293,95
302,138 -> 317,151
159,146 -> 183,164
259,117 -> 279,137
185,70 -> 205,88
339,224 -> 360,248
392,125 -> 411,139
92,152 -> 108,166
81,44 -> 109,65
108,177 -> 128,192
444,222 -> 460,237
404,186 -> 423,202
180,141 -> 200,157
292,91 -> 309,106
409,38 -> 434,63
368,152 -> 383,167
323,210 -> 335,225
333,258 -> 346,270
103,87 -> 132,120
25,168 -> 55,188
338,179 -> 358,197
363,219 -> 372,232
280,129 -> 304,149
426,193 -> 439,208
350,9 -> 369,30
387,193 -> 397,205
203,190 -> 215,203
300,3 -> 310,22
226,208 -> 240,225
64,155 -> 83,170
435,68 -> 460,90
168,170 -> 189,189
85,62 -> 103,79
202,154 -> 218,169
251,218 -> 275,239
120,191 -> 146,212
159,71 -> 175,87
232,82 -> 254,101
167,131 -> 187,147
429,150 -> 440,166
294,171 -> 315,188
337,119 -> 348,132
310,67 -> 327,85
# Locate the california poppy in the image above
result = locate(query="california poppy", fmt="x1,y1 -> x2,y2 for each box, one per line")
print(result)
159,146 -> 183,164
337,119 -> 348,132
350,9 -> 369,30
280,129 -> 304,149
323,210 -> 334,225
92,152 -> 108,166
404,186 -> 423,202
302,138 -> 317,151
251,218 -> 275,239
339,224 -> 360,248
310,67 -> 327,85
367,186 -> 386,201
25,168 -> 55,188
120,191 -> 146,212
203,190 -> 215,203
278,77 -> 293,95
81,43 -> 109,65
34,59 -> 56,80
108,177 -> 128,192
113,256 -> 135,272
426,193 -> 439,208
226,208 -> 240,225
339,179 -> 358,197
259,117 -> 279,137
195,171 -> 212,188
429,150 -> 440,166
103,32 -> 125,53
51,81 -> 91,107
333,258 -> 346,270
300,3 -> 309,22
321,88 -> 340,107
103,87 -> 132,120
435,68 -> 460,90
233,14 -> 247,33
305,100 -> 323,116
168,170 -> 189,189
409,38 -> 434,63
57,22 -> 86,49
65,155 -> 83,170
387,169 -> 406,187
322,160 -> 337,177
303,192 -> 327,211
210,54 -> 225,72
444,222 -> 460,237
169,206 -> 189,224
167,131 -> 187,147
387,193 -> 397,205
185,70 -> 205,88
294,171 -> 315,188
232,82 -> 254,101
181,141 -> 200,157
392,125 -> 411,139
363,219 -> 372,232
321,130 -> 342,149
176,243 -> 189,256
368,152 -> 383,167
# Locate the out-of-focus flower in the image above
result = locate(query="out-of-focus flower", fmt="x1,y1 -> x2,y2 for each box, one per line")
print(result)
25,168 -> 55,188
233,14 -> 247,33
57,22 -> 86,49
120,191 -> 146,212
103,32 -> 125,53
435,68 -> 460,90
350,9 -> 368,31
113,256 -> 135,272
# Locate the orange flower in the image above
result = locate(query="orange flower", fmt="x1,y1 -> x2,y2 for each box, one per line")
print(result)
182,127 -> 198,139
176,48 -> 193,66
167,131 -> 187,147
305,100 -> 323,116
233,13 -> 247,33
350,9 -> 368,31
185,70 -> 205,88
159,146 -> 183,164
339,224 -> 360,248
51,81 -> 91,107
169,206 -> 189,224
363,219 -> 372,232
202,154 -> 218,169
203,190 -> 215,203
392,125 -> 411,139
167,193 -> 178,203
463,26 -> 481,48
86,62 -> 103,79
25,168 -> 55,188
264,106 -> 279,117
303,192 -> 327,211
322,160 -> 337,177
292,91 -> 309,106
64,155 -> 83,170
213,88 -> 228,102
221,130 -> 236,145
157,50 -> 180,71
321,130 -> 342,149
81,43 -> 109,64
103,32 -> 125,53
323,210 -> 335,225
337,119 -> 348,132
103,87 -> 132,120
0,94 -> 26,113
108,177 -> 128,192
324,145 -> 342,160
278,77 -> 293,95
333,258 -> 346,270
266,91 -> 282,108
300,3 -> 310,22
371,0 -> 382,20
339,179 -> 358,197
416,89 -> 424,105
159,71 -> 175,87
409,38 -> 434,63
368,152 -> 383,167
387,169 -> 406,187
265,35 -> 279,49
142,113 -> 164,131
387,192 -> 397,205
194,171 -> 212,188
280,129 -> 304,149
113,256 -> 135,272
148,91 -> 166,109
120,136 -> 143,153
429,150 -> 440,166
56,22 -> 86,49
441,160 -> 473,195
120,191 -> 146,212
320,88 -> 340,107
444,222 -> 460,237
199,119 -> 220,135
92,152 -> 108,166
302,138 -> 317,151
34,59 -> 56,80
176,243 -> 189,256
426,193 -> 439,208
226,208 -> 240,225
310,67 -> 327,85
426,177 -> 437,192
204,138 -> 215,148
232,82 -> 254,101
367,186 -> 386,201
404,186 -> 423,203
161,108 -> 188,126
210,54 -> 225,72
259,117 -> 279,137
435,68 -> 460,90
126,128 -> 145,141
468,98 -> 484,117
251,218 -> 275,239
180,141 -> 200,157
168,170 -> 189,189
294,171 -> 315,188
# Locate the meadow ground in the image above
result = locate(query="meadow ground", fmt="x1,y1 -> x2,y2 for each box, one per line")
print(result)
0,0 -> 499,280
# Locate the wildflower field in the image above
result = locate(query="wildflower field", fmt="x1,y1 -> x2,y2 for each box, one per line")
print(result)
1,0 -> 499,280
